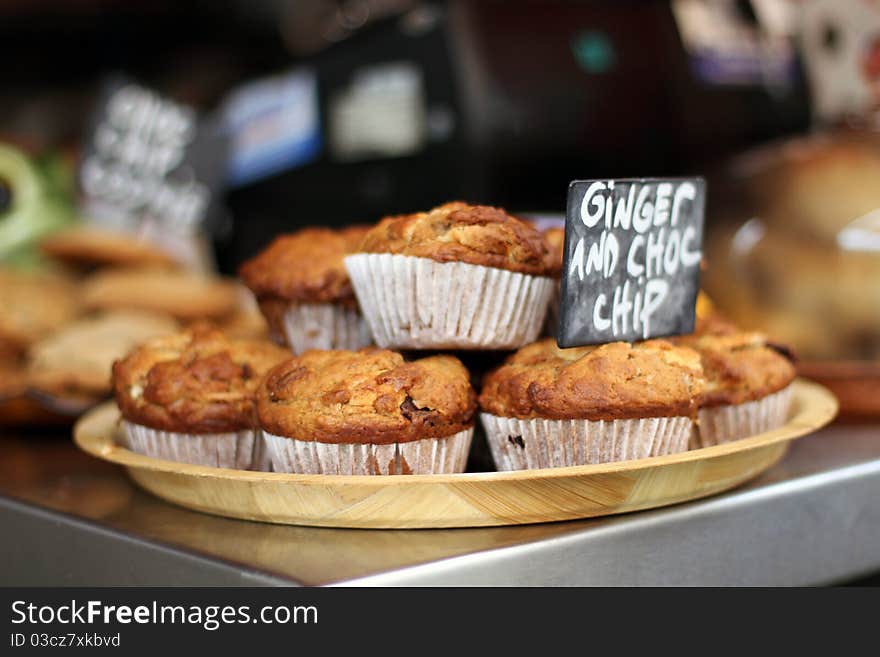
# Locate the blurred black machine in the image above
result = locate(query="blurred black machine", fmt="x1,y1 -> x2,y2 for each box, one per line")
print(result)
220,0 -> 809,270
0,0 -> 812,271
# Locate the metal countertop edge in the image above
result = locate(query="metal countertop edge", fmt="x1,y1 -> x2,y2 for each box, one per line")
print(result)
0,495 -> 300,587
334,458 -> 880,586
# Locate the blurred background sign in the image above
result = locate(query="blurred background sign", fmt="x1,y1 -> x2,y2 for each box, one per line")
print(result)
672,0 -> 797,88
78,78 -> 229,270
222,68 -> 322,187
800,0 -> 880,124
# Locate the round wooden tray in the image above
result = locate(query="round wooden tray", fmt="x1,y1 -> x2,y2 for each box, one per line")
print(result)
73,378 -> 837,529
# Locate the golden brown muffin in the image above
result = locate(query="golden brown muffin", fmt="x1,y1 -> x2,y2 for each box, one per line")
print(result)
82,268 -> 240,321
113,325 -> 290,433
748,135 -> 880,244
358,202 -> 553,276
674,331 -> 796,408
239,226 -> 369,307
0,268 -> 81,353
479,338 -> 705,420
27,310 -> 179,398
39,226 -> 178,270
706,133 -> 880,363
258,348 -> 477,444
542,226 -> 565,277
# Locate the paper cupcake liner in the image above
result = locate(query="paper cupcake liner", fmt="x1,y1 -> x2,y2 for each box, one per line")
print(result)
344,253 -> 554,349
480,413 -> 692,471
282,303 -> 372,354
264,427 -> 474,475
252,431 -> 274,472
121,421 -> 269,471
692,384 -> 794,449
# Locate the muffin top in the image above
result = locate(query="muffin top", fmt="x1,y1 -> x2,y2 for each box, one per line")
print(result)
674,331 -> 796,407
239,226 -> 369,304
356,202 -> 553,276
542,226 -> 565,277
257,348 -> 477,444
479,338 -> 705,420
113,325 -> 290,433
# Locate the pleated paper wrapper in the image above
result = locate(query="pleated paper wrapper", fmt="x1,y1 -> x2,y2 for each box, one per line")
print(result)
121,421 -> 272,471
480,413 -> 692,471
281,303 -> 372,354
264,427 -> 474,475
344,253 -> 554,349
692,384 -> 793,449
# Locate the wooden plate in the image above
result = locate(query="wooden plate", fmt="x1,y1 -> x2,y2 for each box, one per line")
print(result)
73,379 -> 837,529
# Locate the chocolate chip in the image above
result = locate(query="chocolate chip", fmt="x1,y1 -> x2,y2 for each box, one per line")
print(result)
508,435 -> 525,448
400,394 -> 433,421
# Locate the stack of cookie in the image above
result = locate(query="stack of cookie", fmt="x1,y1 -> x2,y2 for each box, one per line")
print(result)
107,201 -> 796,474
0,226 -> 269,425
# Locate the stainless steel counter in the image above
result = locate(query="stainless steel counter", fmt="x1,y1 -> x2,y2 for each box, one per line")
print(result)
1,424 -> 878,586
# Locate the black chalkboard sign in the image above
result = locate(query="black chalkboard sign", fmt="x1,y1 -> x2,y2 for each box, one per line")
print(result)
558,177 -> 706,347
79,76 -> 228,236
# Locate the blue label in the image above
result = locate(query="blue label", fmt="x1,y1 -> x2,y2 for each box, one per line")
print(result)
222,68 -> 322,187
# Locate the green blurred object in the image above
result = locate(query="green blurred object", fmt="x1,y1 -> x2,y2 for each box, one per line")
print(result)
0,144 -> 75,269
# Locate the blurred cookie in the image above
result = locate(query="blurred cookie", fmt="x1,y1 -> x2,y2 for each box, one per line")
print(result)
81,268 -> 240,321
27,310 -> 179,398
0,268 -> 81,353
212,309 -> 270,341
0,358 -> 27,401
40,226 -> 178,270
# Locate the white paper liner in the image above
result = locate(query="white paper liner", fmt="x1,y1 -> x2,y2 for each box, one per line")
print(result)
264,427 -> 474,475
121,421 -> 269,471
480,413 -> 692,471
282,303 -> 372,354
344,253 -> 554,349
692,384 -> 794,449
252,432 -> 274,472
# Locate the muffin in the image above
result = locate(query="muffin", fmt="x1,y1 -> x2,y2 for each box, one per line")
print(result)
479,338 -> 705,470
239,226 -> 372,353
674,330 -> 796,448
345,202 -> 555,349
27,310 -> 179,402
257,348 -> 477,475
112,325 -> 290,470
82,268 -> 240,321
541,226 -> 565,336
